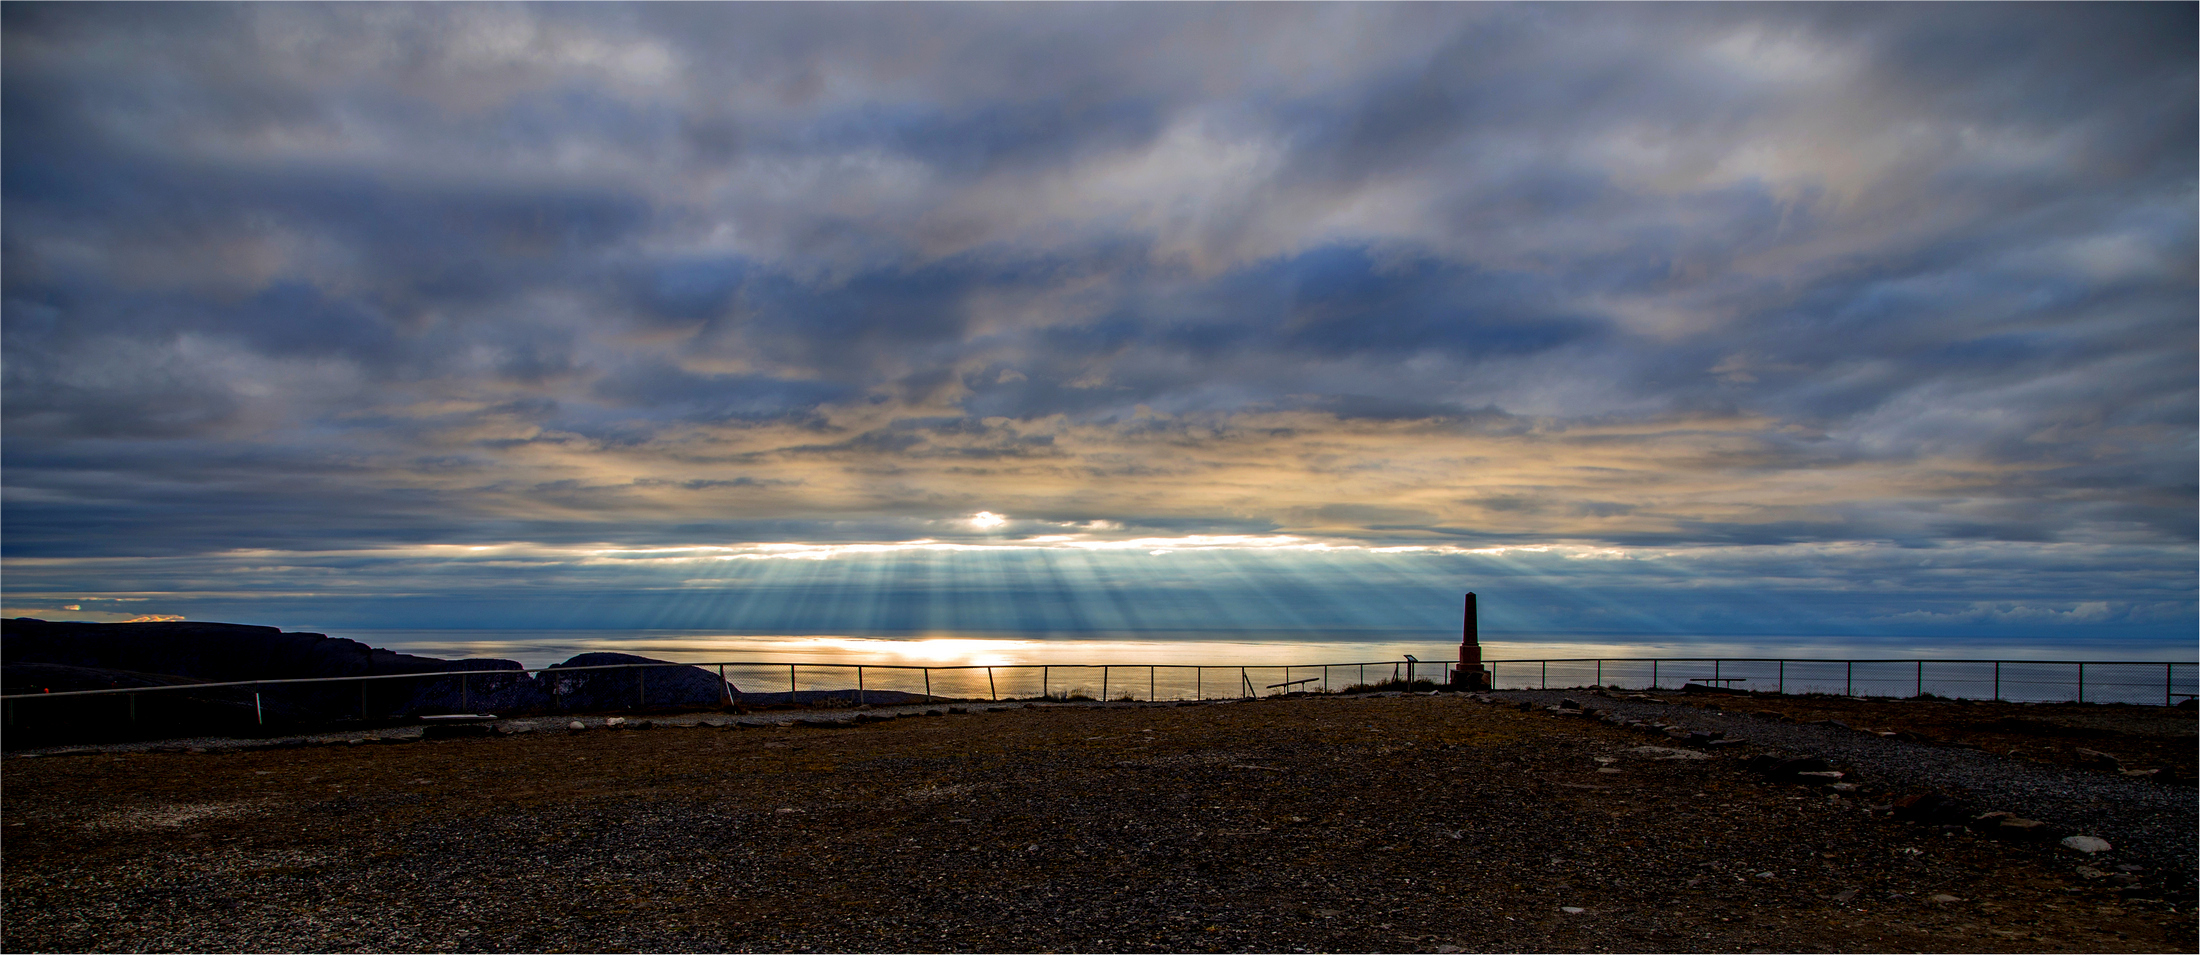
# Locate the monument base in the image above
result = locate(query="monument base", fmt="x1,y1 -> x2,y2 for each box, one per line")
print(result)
1449,666 -> 1489,691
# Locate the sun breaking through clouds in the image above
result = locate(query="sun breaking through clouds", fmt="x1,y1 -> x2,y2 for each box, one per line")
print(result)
2,3 -> 2192,643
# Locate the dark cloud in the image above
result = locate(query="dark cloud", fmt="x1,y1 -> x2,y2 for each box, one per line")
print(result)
1,4 -> 2190,639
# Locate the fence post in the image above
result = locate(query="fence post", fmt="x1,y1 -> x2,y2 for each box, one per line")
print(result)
1043,666 -> 1048,700
1993,662 -> 2000,702
1916,661 -> 1923,699
1652,660 -> 1658,691
1196,667 -> 1201,700
1596,659 -> 1602,686
1714,659 -> 1721,687
790,664 -> 797,703
1541,659 -> 1547,690
254,685 -> 264,726
1149,666 -> 1155,701
461,673 -> 469,712
1322,665 -> 1328,695
1778,660 -> 1784,696
923,669 -> 932,701
2077,663 -> 2084,703
1845,661 -> 1852,697
2168,663 -> 2175,707
987,667 -> 997,702
1102,667 -> 1109,701
720,664 -> 729,706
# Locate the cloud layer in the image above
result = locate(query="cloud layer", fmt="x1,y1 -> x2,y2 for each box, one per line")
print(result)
4,4 -> 2192,639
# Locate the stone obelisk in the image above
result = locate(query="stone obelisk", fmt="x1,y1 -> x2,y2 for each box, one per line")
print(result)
1452,592 -> 1490,690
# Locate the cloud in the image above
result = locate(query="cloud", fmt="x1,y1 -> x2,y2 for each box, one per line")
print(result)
2,4 -> 2191,637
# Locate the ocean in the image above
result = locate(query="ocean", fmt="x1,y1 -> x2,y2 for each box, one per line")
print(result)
330,629 -> 2197,706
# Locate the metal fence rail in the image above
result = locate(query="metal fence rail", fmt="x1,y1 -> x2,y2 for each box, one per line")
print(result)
1486,658 -> 2198,706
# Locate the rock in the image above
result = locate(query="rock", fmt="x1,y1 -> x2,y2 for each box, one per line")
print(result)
1928,893 -> 1962,903
1796,770 -> 1845,782
1995,818 -> 2060,841
2073,748 -> 2122,770
1829,782 -> 1858,793
736,719 -> 772,729
1559,906 -> 1585,914
1559,698 -> 1582,709
566,721 -> 587,731
2120,768 -> 2159,779
540,653 -> 732,711
1808,719 -> 1851,729
1629,746 -> 1711,760
604,716 -> 627,726
2074,866 -> 2110,880
2060,835 -> 2112,854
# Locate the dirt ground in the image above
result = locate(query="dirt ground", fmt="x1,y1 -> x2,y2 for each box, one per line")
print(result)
3,694 -> 2193,953
1655,691 -> 2198,783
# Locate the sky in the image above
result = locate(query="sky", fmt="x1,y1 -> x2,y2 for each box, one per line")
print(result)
3,3 -> 2194,649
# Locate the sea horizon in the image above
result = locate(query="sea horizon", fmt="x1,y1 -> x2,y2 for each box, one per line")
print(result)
329,628 -> 2200,671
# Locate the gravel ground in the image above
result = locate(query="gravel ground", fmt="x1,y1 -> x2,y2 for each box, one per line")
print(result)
4,693 -> 2193,953
1504,688 -> 2198,883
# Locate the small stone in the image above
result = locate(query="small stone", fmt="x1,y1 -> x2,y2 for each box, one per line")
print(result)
2060,835 -> 2112,854
1829,782 -> 1858,793
567,721 -> 587,731
1831,889 -> 1858,902
1796,770 -> 1845,782
2074,866 -> 2109,880
1559,906 -> 1585,914
1929,893 -> 1962,903
604,716 -> 627,727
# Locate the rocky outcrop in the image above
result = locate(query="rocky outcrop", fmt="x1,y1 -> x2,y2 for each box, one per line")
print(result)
2,620 -> 739,743
539,652 -> 730,711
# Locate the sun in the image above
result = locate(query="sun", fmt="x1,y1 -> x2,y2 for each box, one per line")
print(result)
970,511 -> 1007,529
